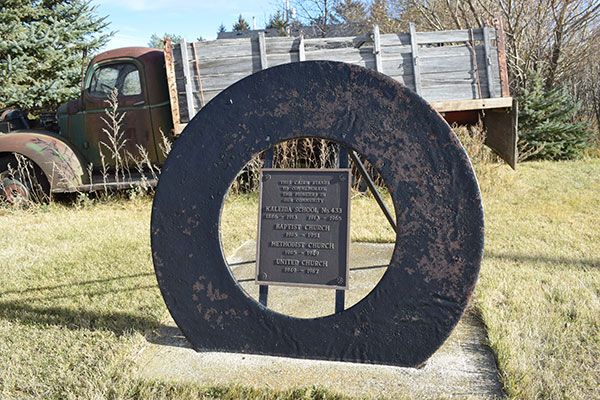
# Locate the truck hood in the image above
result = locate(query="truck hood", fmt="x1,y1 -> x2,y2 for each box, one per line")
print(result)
57,100 -> 80,115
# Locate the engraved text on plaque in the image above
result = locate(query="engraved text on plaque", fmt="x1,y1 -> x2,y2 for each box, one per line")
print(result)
256,168 -> 351,289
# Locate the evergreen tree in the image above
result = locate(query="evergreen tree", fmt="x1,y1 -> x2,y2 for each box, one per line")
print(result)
233,15 -> 250,32
148,33 -> 183,49
0,0 -> 111,112
518,69 -> 593,160
266,11 -> 288,36
217,23 -> 226,34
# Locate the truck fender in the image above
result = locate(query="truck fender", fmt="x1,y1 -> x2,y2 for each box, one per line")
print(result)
0,131 -> 85,191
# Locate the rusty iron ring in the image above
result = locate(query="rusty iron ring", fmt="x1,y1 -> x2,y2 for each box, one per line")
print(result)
151,61 -> 484,367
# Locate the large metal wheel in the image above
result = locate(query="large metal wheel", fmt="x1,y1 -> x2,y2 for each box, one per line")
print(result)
151,61 -> 484,367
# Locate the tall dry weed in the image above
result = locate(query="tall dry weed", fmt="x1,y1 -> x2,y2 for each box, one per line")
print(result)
230,138 -> 386,194
100,88 -> 128,184
0,154 -> 49,206
452,122 -> 515,192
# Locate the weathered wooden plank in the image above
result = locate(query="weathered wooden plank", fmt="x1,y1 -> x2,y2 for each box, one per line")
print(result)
378,46 -> 413,59
192,90 -> 221,107
415,28 -> 495,44
267,53 -> 295,68
421,76 -> 486,85
258,32 -> 268,70
163,37 -> 181,131
176,72 -> 251,92
482,26 -> 496,98
304,47 -> 374,66
373,25 -> 383,73
179,38 -> 196,122
177,93 -> 186,120
303,35 -> 371,50
419,52 -> 487,74
421,85 -> 480,102
191,56 -> 258,76
380,57 -> 412,76
264,37 -> 297,54
409,23 -> 421,95
431,97 -> 513,112
182,39 -> 256,60
379,33 -> 411,47
418,44 -> 479,58
194,37 -> 253,47
191,42 -> 205,108
174,66 -> 185,94
420,76 -> 500,98
298,36 -> 305,61
419,47 -> 501,81
493,17 -> 510,97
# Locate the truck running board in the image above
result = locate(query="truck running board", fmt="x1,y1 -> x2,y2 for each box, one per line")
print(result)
51,174 -> 157,193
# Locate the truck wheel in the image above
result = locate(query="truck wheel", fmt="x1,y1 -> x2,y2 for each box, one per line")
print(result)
0,154 -> 50,204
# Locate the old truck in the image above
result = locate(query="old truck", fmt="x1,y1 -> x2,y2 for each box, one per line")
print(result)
0,21 -> 517,202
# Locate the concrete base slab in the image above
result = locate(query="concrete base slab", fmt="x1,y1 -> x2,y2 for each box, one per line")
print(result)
134,241 -> 504,399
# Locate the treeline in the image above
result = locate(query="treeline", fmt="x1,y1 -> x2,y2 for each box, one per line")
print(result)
2,1 -> 598,160
259,0 -> 600,159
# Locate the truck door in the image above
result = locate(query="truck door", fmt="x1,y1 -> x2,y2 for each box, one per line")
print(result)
83,60 -> 158,169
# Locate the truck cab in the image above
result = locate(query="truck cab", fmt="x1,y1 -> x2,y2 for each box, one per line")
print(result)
57,47 -> 173,168
1,47 -> 174,201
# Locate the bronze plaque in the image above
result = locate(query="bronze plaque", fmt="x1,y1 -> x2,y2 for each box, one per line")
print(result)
256,168 -> 351,289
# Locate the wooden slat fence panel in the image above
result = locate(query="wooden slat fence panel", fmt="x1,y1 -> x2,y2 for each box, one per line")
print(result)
173,26 -> 505,124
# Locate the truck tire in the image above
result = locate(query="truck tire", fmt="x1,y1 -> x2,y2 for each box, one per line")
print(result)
0,154 -> 50,204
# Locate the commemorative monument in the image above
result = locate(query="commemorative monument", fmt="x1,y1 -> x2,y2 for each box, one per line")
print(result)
151,61 -> 484,367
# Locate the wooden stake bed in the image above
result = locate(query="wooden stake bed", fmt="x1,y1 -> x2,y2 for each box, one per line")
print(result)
166,22 -> 517,167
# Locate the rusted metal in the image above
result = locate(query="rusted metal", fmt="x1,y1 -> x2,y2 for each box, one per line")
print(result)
151,61 -> 484,367
57,47 -> 172,167
348,150 -> 397,233
494,17 -> 511,98
0,176 -> 29,203
483,98 -> 518,169
470,28 -> 483,100
164,38 -> 182,132
0,132 -> 84,190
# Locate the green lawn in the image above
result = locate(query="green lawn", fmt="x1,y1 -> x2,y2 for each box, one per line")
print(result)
0,160 -> 598,399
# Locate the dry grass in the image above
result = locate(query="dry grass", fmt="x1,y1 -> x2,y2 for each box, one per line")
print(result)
474,159 -> 600,399
0,159 -> 598,399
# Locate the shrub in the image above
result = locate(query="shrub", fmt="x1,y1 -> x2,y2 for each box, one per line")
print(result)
518,69 -> 593,160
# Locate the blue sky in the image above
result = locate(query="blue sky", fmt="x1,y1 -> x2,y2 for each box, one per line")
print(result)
93,0 -> 282,49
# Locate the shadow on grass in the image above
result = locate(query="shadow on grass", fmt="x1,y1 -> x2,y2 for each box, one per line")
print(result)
0,298 -> 161,336
485,251 -> 600,269
3,284 -> 158,302
146,324 -> 192,348
0,273 -> 163,336
0,272 -> 154,296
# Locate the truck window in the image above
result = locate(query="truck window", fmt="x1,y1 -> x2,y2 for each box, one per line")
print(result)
122,69 -> 141,96
89,63 -> 142,97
